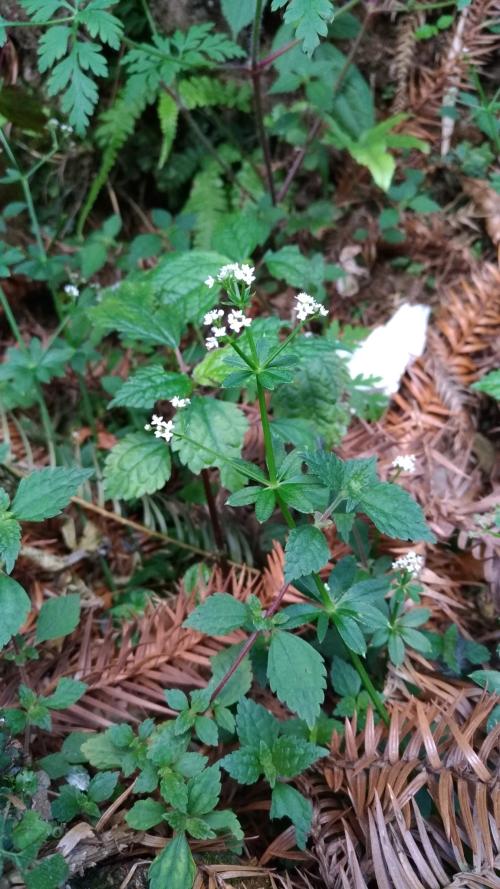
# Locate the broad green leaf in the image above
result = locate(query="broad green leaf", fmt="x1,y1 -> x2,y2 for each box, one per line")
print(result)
469,670 -> 500,695
271,736 -> 328,777
350,140 -> 395,191
11,467 -> 93,522
166,688 -> 189,710
44,678 -> 87,710
221,0 -> 257,36
104,432 -> 171,500
330,656 -> 362,697
126,799 -> 166,830
184,594 -> 248,635
264,245 -> 325,296
0,513 -> 21,574
270,782 -> 312,849
204,809 -> 244,843
236,698 -> 280,749
149,833 -> 196,889
187,764 -> 221,816
172,397 -> 248,491
24,853 -> 69,889
149,249 -> 229,325
193,346 -> 233,387
221,747 -> 262,784
160,771 -> 189,812
284,525 -> 330,582
36,594 -> 81,643
472,370 -> 500,400
88,770 -> 119,804
0,574 -> 30,649
267,631 -> 326,727
209,644 -> 253,707
109,366 -> 192,409
89,278 -> 183,347
359,482 -> 435,542
195,715 -> 219,746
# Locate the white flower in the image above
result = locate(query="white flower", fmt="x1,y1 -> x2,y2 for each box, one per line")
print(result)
60,123 -> 73,135
228,310 -> 252,333
392,552 -> 424,577
205,336 -> 220,351
217,263 -> 255,287
64,284 -> 79,298
211,325 -> 227,338
146,415 -> 176,443
170,396 -> 191,409
294,291 -> 328,321
205,275 -> 215,288
392,454 -> 416,473
203,308 -> 224,326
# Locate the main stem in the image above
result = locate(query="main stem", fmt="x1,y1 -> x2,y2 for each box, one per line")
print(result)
250,0 -> 276,204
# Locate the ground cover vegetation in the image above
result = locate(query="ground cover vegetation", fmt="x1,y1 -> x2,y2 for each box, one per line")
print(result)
0,0 -> 499,887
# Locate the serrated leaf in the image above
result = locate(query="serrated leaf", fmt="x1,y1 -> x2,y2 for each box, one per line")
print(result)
89,279 -> 184,347
284,525 -> 330,582
36,594 -> 80,643
472,370 -> 500,400
79,6 -> 123,49
166,688 -> 189,710
236,698 -> 280,749
149,833 -> 196,889
38,25 -> 71,72
109,366 -> 192,409
0,574 -> 30,649
158,91 -> 179,168
88,770 -> 118,803
24,852 -> 69,889
221,747 -> 262,784
184,593 -> 248,635
272,0 -> 335,54
187,764 -> 221,816
172,397 -> 248,490
270,782 -> 312,849
271,736 -> 327,777
469,669 -> 500,694
195,715 -> 219,746
11,467 -> 93,522
209,644 -> 253,707
330,656 -> 361,697
160,770 -> 188,811
44,678 -> 87,710
0,513 -> 21,574
359,482 -> 435,542
267,631 -> 326,727
221,0 -> 257,36
126,799 -> 165,830
103,432 -> 171,501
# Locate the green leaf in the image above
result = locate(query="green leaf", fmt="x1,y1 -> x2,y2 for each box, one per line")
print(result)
470,670 -> 500,694
44,678 -> 87,710
0,574 -> 30,649
88,770 -> 119,803
284,525 -> 330,582
109,366 -> 192,409
359,482 -> 435,542
221,747 -> 262,784
472,370 -> 500,400
209,644 -> 253,707
157,90 -> 179,168
184,593 -> 248,635
103,432 -> 171,500
255,488 -> 276,523
0,513 -> 21,574
235,698 -> 280,749
149,833 -> 196,889
11,467 -> 93,522
89,278 -> 183,347
388,634 -> 406,666
272,0 -> 336,54
160,771 -> 189,812
36,594 -> 80,643
195,716 -> 219,746
187,764 -> 221,816
79,5 -> 123,49
264,245 -> 325,295
12,810 -> 50,852
267,631 -> 326,727
221,0 -> 257,36
166,688 -> 189,710
126,799 -> 166,830
24,853 -> 69,889
272,736 -> 328,776
172,397 -> 248,491
331,656 -> 362,697
270,783 -> 312,849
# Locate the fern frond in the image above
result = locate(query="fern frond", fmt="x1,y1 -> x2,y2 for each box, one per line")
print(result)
178,75 -> 252,112
183,159 -> 228,249
157,91 -> 179,169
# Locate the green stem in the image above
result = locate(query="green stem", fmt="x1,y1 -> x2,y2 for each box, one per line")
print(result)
139,0 -> 158,36
0,131 -> 46,262
257,378 -> 277,483
349,651 -> 390,726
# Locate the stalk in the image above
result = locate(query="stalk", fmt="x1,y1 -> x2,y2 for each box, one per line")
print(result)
250,0 -> 276,204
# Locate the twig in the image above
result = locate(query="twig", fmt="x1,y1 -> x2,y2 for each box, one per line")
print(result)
209,581 -> 290,703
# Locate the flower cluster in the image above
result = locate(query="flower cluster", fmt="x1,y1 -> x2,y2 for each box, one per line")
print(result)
392,552 -> 424,577
205,263 -> 255,289
170,396 -> 190,409
203,307 -> 252,350
391,454 -> 416,473
145,414 -> 175,443
294,292 -> 328,322
64,284 -> 79,298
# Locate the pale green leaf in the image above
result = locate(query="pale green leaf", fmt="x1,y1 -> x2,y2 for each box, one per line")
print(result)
472,370 -> 500,400
267,631 -> 326,727
104,432 -> 171,501
11,467 -> 93,522
149,833 -> 196,889
36,594 -> 80,643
